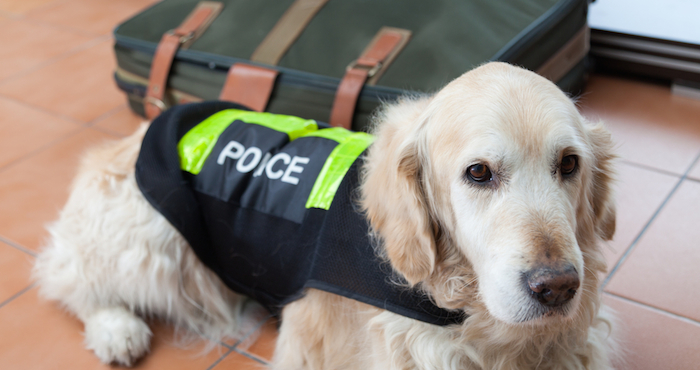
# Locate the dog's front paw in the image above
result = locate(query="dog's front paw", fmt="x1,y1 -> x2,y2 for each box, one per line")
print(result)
84,307 -> 152,366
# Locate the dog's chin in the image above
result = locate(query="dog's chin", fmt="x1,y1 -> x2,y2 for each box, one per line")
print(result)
487,295 -> 580,326
511,301 -> 578,325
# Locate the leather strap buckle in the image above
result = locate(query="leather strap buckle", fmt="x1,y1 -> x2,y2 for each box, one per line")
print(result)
143,96 -> 167,112
167,29 -> 196,45
144,1 -> 223,119
346,60 -> 383,78
329,27 -> 411,130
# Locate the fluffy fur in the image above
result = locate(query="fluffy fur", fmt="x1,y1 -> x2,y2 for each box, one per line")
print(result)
34,62 -> 617,369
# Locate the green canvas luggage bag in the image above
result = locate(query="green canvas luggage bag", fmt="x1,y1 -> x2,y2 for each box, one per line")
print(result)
113,0 -> 591,131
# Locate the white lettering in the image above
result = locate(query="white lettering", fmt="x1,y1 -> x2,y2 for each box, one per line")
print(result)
282,156 -> 309,185
253,152 -> 271,177
265,153 -> 291,180
217,141 -> 310,186
217,141 -> 244,165
236,147 -> 262,173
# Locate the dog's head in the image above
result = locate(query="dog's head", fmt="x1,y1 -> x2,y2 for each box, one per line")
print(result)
361,62 -> 615,325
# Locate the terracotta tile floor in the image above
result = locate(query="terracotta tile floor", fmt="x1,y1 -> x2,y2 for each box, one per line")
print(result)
1,1 -> 700,369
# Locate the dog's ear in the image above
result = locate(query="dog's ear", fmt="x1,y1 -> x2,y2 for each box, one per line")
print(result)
587,122 -> 617,241
361,97 -> 437,285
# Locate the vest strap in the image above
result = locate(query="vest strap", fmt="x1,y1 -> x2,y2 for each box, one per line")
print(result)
145,1 -> 223,119
329,27 -> 411,130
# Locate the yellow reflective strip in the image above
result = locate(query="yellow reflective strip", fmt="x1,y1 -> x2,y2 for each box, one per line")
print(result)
305,130 -> 374,210
302,126 -> 354,142
227,110 -> 318,140
178,110 -> 237,175
178,109 -> 318,174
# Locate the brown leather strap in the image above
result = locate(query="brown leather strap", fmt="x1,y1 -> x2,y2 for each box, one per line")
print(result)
219,64 -> 279,112
250,0 -> 329,66
144,2 -> 223,119
329,27 -> 411,129
329,68 -> 368,130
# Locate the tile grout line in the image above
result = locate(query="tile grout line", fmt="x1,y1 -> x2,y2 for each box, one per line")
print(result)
603,150 -> 700,288
0,94 -> 86,126
90,125 -> 129,138
0,235 -> 37,257
605,292 -> 700,327
618,159 -> 685,178
0,76 -> 129,173
204,347 -> 235,370
85,104 -> 130,128
19,0 -> 158,38
228,314 -> 274,350
686,176 -> 700,184
19,16 -> 109,39
88,105 -> 150,138
0,283 -> 35,310
0,10 -> 17,18
9,0 -> 105,40
0,126 -> 86,174
0,33 -> 112,88
20,0 -> 72,18
232,348 -> 268,365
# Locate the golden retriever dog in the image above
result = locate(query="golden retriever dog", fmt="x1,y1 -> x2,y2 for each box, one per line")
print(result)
34,62 -> 617,369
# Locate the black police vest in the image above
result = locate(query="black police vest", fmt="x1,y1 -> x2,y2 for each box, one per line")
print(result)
135,101 -> 464,326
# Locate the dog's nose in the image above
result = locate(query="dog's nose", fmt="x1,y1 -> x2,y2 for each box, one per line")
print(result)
526,265 -> 580,307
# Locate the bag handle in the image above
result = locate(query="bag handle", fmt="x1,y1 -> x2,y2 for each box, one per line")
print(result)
217,0 -> 329,112
144,1 -> 223,119
144,1 -> 411,123
329,27 -> 411,129
250,0 -> 330,66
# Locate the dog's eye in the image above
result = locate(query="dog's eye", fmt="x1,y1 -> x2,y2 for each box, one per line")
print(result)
466,164 -> 493,183
560,155 -> 578,176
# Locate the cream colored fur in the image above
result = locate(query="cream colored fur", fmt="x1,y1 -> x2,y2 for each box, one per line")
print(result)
34,62 -> 617,369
